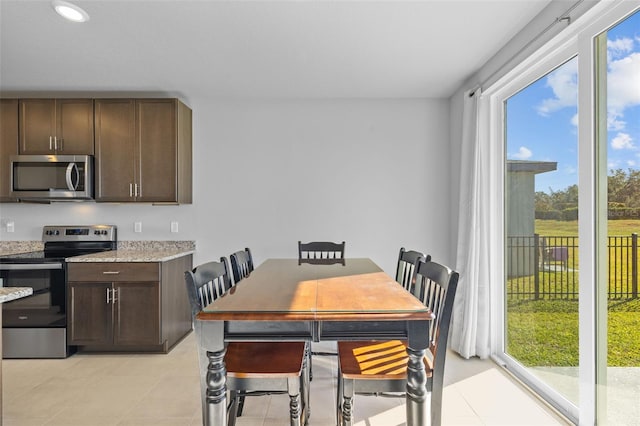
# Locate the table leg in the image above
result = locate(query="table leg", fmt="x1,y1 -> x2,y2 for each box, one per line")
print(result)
406,320 -> 430,426
196,320 -> 227,426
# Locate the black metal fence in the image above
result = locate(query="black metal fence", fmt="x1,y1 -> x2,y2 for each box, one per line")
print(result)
506,233 -> 638,300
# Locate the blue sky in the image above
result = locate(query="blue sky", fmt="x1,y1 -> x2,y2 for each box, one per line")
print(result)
506,10 -> 640,194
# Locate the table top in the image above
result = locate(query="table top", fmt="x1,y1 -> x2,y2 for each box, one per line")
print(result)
197,258 -> 432,322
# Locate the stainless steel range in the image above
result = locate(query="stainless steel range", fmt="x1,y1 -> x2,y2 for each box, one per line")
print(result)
0,225 -> 117,358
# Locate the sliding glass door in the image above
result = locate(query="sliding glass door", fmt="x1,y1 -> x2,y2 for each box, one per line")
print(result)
493,3 -> 639,423
503,56 -> 581,410
595,9 -> 640,425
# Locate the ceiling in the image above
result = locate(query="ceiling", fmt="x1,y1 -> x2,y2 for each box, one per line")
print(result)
0,0 -> 552,100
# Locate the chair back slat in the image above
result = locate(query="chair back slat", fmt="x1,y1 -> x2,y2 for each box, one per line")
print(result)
230,247 -> 254,284
298,241 -> 345,264
184,257 -> 232,320
395,247 -> 429,294
413,259 -> 459,362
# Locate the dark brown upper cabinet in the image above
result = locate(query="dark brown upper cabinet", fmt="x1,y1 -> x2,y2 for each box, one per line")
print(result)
19,99 -> 94,155
0,99 -> 19,202
94,98 -> 192,204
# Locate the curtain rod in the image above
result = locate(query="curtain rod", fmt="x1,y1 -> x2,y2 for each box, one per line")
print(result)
469,0 -> 584,97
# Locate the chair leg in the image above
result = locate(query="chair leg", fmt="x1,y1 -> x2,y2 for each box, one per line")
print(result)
228,390 -> 239,426
287,377 -> 302,426
307,343 -> 313,381
336,368 -> 343,426
236,392 -> 246,417
429,374 -> 440,426
341,378 -> 354,426
302,346 -> 311,425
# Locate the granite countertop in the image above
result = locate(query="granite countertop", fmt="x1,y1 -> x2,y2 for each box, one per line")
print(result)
0,287 -> 33,304
0,241 -> 44,257
66,249 -> 194,263
2,240 -> 195,263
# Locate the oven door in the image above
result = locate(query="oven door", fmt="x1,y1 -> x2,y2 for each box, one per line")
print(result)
0,262 -> 66,328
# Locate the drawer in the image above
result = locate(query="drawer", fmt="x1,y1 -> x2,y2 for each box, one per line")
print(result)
68,263 -> 160,282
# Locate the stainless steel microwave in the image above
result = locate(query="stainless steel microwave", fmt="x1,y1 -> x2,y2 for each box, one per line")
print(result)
10,155 -> 93,201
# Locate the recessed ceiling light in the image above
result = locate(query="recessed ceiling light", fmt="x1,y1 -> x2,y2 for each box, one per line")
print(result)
52,0 -> 90,23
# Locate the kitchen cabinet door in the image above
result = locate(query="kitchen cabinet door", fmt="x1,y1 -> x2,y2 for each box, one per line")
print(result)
94,99 -> 137,201
113,281 -> 161,346
68,281 -> 113,346
56,99 -> 95,154
136,99 -> 177,203
0,99 -> 18,201
18,99 -> 55,154
95,98 -> 192,203
19,99 -> 94,155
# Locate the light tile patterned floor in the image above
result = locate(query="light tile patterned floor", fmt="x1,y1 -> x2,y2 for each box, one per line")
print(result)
2,333 -> 569,425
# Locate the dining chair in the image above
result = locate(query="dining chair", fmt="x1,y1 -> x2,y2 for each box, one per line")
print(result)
395,247 -> 429,293
185,258 -> 309,426
335,258 -> 460,426
229,247 -> 254,284
298,240 -> 345,265
297,240 -> 346,377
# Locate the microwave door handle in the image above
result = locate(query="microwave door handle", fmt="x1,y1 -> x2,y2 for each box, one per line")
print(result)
65,162 -> 79,191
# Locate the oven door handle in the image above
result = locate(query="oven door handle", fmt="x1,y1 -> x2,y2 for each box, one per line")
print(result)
0,263 -> 63,271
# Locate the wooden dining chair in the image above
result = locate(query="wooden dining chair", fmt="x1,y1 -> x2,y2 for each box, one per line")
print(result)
230,247 -> 254,284
395,247 -> 429,293
185,258 -> 309,426
298,240 -> 345,265
297,240 -> 346,377
336,258 -> 460,426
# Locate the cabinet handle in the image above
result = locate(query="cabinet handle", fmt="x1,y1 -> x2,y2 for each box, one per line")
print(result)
112,288 -> 118,303
135,183 -> 140,197
106,288 -> 110,304
54,136 -> 58,150
59,138 -> 63,151
102,271 -> 120,275
129,183 -> 133,197
49,136 -> 53,150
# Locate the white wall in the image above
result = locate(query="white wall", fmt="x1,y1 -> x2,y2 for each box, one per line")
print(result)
0,98 -> 450,275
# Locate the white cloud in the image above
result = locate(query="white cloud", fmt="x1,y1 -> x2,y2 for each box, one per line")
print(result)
511,146 -> 532,160
607,52 -> 640,130
571,113 -> 578,128
608,115 -> 626,131
536,59 -> 578,116
611,132 -> 634,150
608,37 -> 634,60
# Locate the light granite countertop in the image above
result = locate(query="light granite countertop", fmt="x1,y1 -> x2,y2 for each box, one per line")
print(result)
1,241 -> 195,262
0,287 -> 33,304
0,241 -> 44,257
65,249 -> 194,263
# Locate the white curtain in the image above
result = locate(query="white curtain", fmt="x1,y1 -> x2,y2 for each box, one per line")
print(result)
450,89 -> 491,359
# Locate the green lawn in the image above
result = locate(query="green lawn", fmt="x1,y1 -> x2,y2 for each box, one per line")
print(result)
506,220 -> 640,367
535,219 -> 639,236
507,299 -> 640,367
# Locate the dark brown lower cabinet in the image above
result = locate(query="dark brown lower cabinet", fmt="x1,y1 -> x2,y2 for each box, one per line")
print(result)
67,255 -> 192,353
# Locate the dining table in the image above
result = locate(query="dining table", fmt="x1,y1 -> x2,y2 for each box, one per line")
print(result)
195,258 -> 434,426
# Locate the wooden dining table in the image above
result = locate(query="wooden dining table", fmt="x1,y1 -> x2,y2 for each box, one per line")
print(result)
195,258 -> 434,426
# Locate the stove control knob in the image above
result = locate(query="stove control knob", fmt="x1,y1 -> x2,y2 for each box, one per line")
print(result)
94,230 -> 100,235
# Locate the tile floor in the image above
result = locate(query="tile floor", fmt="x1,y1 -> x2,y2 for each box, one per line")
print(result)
2,333 -> 570,426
